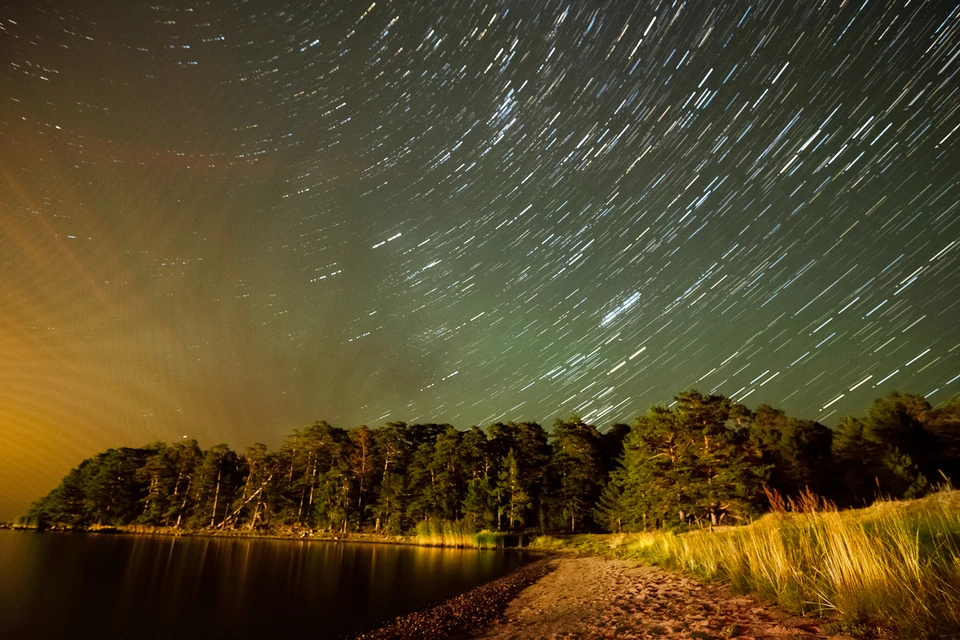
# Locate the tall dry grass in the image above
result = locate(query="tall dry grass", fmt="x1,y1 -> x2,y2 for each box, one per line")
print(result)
555,490 -> 960,639
413,518 -> 517,549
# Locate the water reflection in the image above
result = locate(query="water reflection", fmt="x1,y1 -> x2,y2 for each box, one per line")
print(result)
0,531 -> 525,638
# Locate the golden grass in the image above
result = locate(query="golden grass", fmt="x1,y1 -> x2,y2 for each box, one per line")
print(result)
413,518 -> 518,549
541,490 -> 960,639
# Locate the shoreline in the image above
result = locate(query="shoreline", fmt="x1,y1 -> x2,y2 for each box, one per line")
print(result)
6,523 -> 542,553
352,557 -> 555,640
353,556 -> 869,640
5,525 -> 891,638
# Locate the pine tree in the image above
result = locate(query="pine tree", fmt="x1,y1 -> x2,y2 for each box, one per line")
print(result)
832,416 -> 873,506
619,391 -> 769,529
833,393 -> 937,503
191,444 -> 242,529
373,423 -> 412,533
430,426 -> 466,521
547,415 -> 603,532
463,476 -> 496,530
749,406 -> 833,498
348,425 -> 379,530
497,449 -> 530,530
594,478 -> 625,533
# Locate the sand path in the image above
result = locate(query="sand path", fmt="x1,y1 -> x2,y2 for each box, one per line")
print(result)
474,557 -> 854,640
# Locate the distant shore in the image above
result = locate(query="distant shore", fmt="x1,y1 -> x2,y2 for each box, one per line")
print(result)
8,521 -> 536,551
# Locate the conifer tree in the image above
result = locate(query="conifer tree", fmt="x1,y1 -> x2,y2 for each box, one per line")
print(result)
594,478 -> 625,533
373,422 -> 411,533
463,476 -> 496,530
497,449 -> 530,530
748,406 -> 833,498
619,391 -> 768,529
348,425 -> 379,529
547,415 -> 603,532
189,444 -> 241,529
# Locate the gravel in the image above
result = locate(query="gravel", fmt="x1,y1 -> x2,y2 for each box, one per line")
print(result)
351,557 -> 555,640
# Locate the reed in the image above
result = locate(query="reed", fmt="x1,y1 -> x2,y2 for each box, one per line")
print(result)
413,518 -> 516,549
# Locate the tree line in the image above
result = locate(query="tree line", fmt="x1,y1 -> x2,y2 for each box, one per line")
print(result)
26,390 -> 960,533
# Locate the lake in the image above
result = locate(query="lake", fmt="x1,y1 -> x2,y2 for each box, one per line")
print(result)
0,530 -> 527,638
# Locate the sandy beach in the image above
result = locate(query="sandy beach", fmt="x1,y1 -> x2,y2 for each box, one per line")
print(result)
475,557 -> 857,640
356,555 -> 864,639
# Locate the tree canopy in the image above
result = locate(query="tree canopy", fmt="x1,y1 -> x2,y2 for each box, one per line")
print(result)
26,390 -> 959,533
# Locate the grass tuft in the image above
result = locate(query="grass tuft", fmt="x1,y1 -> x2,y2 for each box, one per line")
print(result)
413,519 -> 517,549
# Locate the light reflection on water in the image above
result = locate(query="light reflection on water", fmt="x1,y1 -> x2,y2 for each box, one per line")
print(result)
0,531 -> 525,638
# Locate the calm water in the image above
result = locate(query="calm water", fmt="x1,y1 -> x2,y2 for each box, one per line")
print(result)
0,530 -> 526,639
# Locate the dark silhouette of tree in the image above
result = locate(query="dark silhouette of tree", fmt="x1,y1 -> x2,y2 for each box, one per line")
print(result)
926,396 -> 960,485
749,405 -> 834,498
833,393 -> 934,503
863,392 -> 935,497
832,416 -> 874,506
600,424 -> 630,473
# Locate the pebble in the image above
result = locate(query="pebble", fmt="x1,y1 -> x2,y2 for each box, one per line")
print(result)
352,557 -> 555,640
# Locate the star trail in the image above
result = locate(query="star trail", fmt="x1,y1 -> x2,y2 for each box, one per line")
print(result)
1,0 -> 959,518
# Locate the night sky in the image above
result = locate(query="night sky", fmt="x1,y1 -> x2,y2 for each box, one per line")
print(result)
2,0 -> 959,520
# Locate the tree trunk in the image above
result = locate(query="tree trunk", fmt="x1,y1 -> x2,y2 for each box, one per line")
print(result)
142,475 -> 158,516
176,496 -> 187,527
308,457 -> 317,509
249,494 -> 262,530
209,467 -> 222,528
175,478 -> 191,528
173,470 -> 184,495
